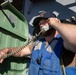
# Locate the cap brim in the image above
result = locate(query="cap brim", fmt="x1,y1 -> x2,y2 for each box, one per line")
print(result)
32,17 -> 47,27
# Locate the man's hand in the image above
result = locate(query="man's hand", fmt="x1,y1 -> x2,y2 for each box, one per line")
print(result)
0,48 -> 8,63
47,18 -> 61,26
0,52 -> 5,63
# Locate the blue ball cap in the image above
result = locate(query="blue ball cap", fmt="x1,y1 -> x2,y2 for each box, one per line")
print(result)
33,12 -> 56,27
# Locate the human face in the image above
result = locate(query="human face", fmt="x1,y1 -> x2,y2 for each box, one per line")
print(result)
39,19 -> 50,36
39,19 -> 49,31
39,19 -> 56,37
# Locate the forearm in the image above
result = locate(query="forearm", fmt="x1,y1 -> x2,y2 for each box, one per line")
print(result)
52,22 -> 76,52
48,18 -> 76,44
7,46 -> 32,57
7,47 -> 22,57
0,47 -> 30,58
0,47 -> 24,62
0,44 -> 33,63
0,41 -> 34,59
0,47 -> 22,57
52,22 -> 76,44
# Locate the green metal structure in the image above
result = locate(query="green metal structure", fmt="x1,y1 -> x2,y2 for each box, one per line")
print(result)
0,2 -> 29,75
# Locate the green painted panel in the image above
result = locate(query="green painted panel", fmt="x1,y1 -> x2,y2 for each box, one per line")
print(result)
0,2 -> 29,75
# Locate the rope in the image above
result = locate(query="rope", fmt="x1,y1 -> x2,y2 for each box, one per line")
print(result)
60,56 -> 66,75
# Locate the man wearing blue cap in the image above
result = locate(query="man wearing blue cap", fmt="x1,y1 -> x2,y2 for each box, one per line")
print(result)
0,12 -> 76,75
